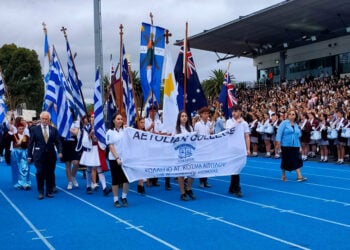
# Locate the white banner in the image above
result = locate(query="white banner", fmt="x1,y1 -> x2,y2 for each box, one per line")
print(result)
116,126 -> 247,183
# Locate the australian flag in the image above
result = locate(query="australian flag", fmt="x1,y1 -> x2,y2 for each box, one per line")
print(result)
174,43 -> 207,117
218,71 -> 238,119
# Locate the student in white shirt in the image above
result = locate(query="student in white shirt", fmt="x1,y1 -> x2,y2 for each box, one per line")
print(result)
194,106 -> 213,188
225,105 -> 250,198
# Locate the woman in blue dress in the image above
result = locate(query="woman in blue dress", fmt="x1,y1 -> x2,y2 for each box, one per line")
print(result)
10,122 -> 31,190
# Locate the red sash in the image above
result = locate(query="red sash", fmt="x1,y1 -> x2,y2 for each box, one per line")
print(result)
97,145 -> 109,172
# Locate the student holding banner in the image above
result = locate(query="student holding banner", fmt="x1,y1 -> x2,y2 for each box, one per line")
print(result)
175,110 -> 196,201
106,113 -> 129,208
194,107 -> 213,188
226,105 -> 250,198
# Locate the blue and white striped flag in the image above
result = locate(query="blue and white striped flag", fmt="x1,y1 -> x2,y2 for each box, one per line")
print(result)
144,92 -> 159,119
0,95 -> 7,124
122,44 -> 137,127
66,41 -> 86,118
48,48 -> 73,139
0,71 -> 5,96
94,68 -> 106,145
42,30 -> 58,125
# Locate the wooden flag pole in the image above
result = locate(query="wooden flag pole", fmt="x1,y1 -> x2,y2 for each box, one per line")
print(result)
127,60 -> 140,122
118,24 -> 126,121
42,22 -> 51,62
183,22 -> 188,112
149,12 -> 155,112
60,26 -> 88,116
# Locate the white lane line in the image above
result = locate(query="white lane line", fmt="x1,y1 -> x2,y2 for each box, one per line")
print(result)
224,180 -> 350,206
190,186 -> 350,228
135,190 -> 310,250
0,189 -> 55,250
56,187 -> 180,250
242,173 -> 350,191
247,160 -> 350,174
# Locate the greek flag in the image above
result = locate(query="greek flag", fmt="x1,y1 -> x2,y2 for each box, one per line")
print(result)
48,48 -> 73,139
93,68 -> 106,145
122,44 -> 137,127
66,41 -> 86,118
0,71 -> 4,96
0,96 -> 7,123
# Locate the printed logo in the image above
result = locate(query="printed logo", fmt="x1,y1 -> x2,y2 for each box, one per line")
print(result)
174,143 -> 195,162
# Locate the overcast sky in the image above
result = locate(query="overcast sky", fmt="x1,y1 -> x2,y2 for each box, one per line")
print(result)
1,0 -> 282,103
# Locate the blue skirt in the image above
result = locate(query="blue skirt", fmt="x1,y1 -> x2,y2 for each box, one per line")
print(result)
11,148 -> 31,189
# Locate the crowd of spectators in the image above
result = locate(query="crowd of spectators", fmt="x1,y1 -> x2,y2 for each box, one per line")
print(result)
210,74 -> 350,163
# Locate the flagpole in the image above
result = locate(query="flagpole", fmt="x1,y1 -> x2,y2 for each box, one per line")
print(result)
127,60 -> 140,122
227,62 -> 231,73
149,12 -> 155,113
60,26 -> 88,116
42,22 -> 51,62
183,22 -> 188,112
118,24 -> 126,121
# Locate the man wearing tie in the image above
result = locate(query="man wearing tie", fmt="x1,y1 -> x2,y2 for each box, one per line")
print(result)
28,111 -> 62,200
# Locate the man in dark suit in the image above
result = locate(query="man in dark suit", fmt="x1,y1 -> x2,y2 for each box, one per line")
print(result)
27,111 -> 62,200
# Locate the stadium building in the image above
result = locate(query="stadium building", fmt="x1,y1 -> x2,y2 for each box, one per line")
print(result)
186,0 -> 350,84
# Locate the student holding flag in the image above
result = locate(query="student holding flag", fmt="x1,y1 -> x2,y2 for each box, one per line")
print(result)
79,113 -> 111,196
106,113 -> 129,208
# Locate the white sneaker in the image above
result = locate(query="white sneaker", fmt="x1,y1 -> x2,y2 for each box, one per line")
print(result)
67,182 -> 73,190
91,183 -> 99,190
72,178 -> 79,187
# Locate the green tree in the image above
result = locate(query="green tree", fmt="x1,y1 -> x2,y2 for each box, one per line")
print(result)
202,69 -> 225,100
130,70 -> 143,110
0,44 -> 44,113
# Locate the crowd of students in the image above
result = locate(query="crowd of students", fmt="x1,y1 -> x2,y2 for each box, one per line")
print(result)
219,75 -> 350,164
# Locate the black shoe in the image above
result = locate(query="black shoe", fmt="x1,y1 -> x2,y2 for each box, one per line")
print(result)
165,183 -> 172,190
103,187 -> 112,196
180,193 -> 190,201
46,193 -> 54,198
232,191 -> 243,198
24,186 -> 31,191
186,190 -> 196,200
38,193 -> 44,200
137,185 -> 145,195
121,198 -> 128,207
86,187 -> 93,194
204,182 -> 211,188
114,200 -> 121,208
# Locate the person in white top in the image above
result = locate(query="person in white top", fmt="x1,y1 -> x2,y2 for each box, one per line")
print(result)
225,105 -> 250,198
175,110 -> 195,201
145,106 -> 171,189
194,106 -> 213,188
106,113 -> 129,208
